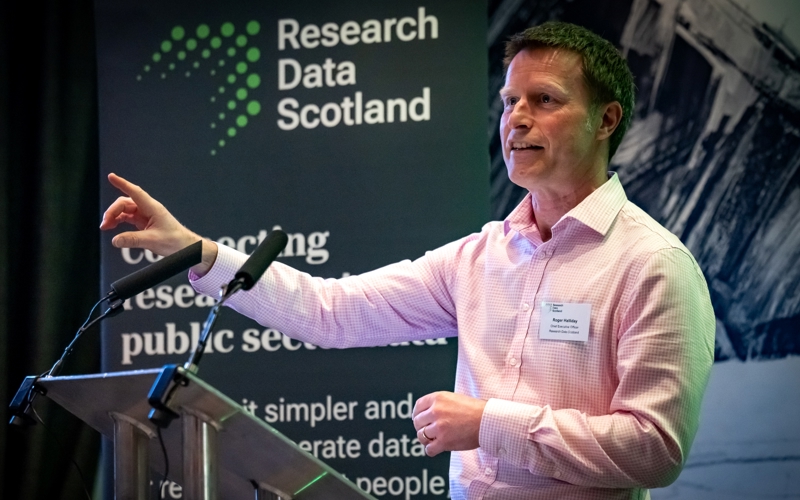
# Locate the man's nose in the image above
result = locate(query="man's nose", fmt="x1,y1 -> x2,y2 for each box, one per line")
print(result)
507,99 -> 532,129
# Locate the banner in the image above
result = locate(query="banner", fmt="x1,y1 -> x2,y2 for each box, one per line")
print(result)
97,0 -> 488,497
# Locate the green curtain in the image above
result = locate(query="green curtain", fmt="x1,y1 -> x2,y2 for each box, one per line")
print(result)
1,0 -> 101,498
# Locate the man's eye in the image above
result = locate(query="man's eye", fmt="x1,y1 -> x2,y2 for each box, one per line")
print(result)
541,94 -> 551,103
504,97 -> 518,107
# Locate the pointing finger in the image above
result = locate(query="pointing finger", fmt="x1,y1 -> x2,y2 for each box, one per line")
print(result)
108,173 -> 162,215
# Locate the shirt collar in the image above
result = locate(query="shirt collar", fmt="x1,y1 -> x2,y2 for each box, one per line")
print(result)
504,172 -> 628,238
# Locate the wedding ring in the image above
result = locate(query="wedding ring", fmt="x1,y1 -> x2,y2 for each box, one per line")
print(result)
421,426 -> 434,441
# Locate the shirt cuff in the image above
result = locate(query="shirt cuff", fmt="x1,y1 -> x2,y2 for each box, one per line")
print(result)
479,398 -> 539,467
189,243 -> 246,297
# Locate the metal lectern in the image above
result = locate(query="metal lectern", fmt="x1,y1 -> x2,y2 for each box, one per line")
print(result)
37,368 -> 375,500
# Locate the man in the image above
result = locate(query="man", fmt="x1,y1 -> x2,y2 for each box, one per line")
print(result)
101,22 -> 715,500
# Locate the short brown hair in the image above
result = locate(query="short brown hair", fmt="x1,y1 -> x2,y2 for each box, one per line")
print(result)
505,21 -> 635,159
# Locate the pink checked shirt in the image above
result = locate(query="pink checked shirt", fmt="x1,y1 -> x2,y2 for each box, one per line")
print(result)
192,174 -> 716,500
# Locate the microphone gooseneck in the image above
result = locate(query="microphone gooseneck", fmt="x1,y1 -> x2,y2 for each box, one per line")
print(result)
9,240 -> 204,426
184,230 -> 288,373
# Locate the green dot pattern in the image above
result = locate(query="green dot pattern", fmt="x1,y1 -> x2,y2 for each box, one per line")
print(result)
138,20 -> 263,156
172,26 -> 185,41
246,74 -> 260,88
247,101 -> 261,115
246,48 -> 260,62
246,21 -> 260,35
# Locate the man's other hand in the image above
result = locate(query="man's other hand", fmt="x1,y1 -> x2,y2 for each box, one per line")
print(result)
412,391 -> 487,457
100,173 -> 218,276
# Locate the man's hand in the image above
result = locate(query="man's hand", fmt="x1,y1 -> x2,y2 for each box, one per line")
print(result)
100,173 -> 218,275
412,391 -> 487,457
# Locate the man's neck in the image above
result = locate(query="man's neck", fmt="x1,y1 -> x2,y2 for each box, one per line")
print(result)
529,170 -> 608,241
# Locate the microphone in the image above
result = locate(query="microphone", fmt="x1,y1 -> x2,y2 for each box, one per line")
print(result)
225,230 -> 288,296
45,240 -> 203,377
109,240 -> 203,303
179,230 -> 288,379
9,241 -> 205,425
10,241 -> 204,427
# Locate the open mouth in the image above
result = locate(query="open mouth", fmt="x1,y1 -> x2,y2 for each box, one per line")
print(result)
510,141 -> 543,151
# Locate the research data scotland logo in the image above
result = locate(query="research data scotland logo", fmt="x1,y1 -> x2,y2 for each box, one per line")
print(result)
136,21 -> 264,156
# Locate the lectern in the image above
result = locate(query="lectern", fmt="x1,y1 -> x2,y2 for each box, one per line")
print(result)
36,367 -> 375,500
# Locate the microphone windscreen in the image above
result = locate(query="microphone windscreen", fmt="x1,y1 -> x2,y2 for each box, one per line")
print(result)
110,240 -> 203,301
235,230 -> 288,290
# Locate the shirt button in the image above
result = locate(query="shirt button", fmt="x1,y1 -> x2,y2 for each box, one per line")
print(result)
499,447 -> 506,455
484,467 -> 492,476
522,302 -> 530,311
509,357 -> 517,367
554,470 -> 562,479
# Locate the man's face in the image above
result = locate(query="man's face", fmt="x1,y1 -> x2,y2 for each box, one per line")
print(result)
500,47 -> 602,192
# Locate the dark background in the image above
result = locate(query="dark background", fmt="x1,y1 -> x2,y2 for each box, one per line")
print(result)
1,0 -> 101,498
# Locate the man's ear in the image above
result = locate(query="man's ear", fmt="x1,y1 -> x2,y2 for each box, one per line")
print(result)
596,101 -> 623,141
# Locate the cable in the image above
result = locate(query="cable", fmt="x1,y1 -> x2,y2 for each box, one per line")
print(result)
155,377 -> 184,485
31,405 -> 93,500
157,426 -> 170,486
46,294 -> 110,378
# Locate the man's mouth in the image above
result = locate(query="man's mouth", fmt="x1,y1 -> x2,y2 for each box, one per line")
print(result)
510,141 -> 543,151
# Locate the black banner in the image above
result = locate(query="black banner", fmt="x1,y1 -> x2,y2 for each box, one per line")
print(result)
97,0 -> 488,497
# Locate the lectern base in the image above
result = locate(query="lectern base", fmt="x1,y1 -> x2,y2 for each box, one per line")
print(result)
112,412 -> 154,500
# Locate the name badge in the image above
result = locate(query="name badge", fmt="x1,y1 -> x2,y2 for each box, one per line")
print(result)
539,302 -> 591,342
